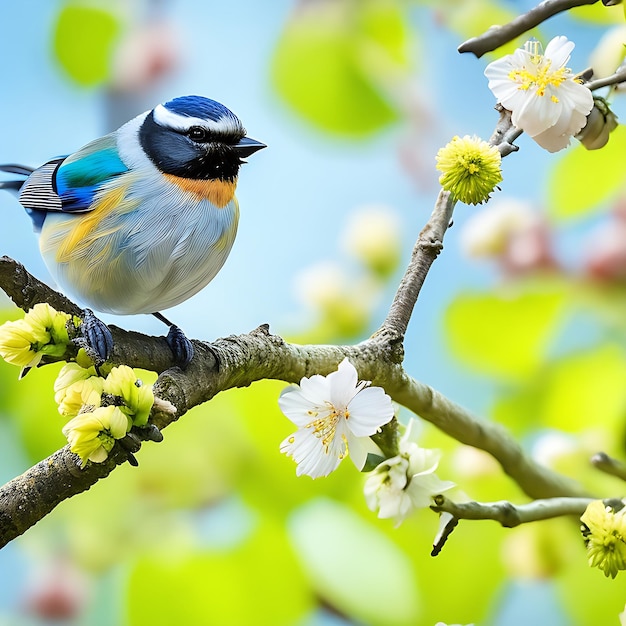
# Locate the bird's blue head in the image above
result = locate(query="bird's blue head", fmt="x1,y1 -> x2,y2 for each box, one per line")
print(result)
138,95 -> 265,181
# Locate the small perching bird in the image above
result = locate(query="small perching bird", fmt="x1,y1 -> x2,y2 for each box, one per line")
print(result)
0,95 -> 265,366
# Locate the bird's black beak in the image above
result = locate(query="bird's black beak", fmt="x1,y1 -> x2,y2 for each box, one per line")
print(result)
234,136 -> 266,158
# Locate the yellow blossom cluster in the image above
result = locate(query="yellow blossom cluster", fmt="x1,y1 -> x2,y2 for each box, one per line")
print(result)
581,500 -> 626,578
56,363 -> 155,466
0,303 -> 77,374
0,304 -> 155,467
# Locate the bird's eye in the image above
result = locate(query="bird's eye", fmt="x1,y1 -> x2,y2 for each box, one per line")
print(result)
187,126 -> 208,142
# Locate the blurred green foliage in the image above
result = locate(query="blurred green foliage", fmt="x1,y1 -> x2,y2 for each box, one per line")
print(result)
53,3 -> 120,86
444,282 -> 567,381
271,0 -> 410,136
547,124 -> 626,219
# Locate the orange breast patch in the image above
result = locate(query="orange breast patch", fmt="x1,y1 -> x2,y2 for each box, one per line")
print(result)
163,174 -> 236,208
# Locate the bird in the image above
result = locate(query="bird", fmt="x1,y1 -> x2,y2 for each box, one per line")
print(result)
0,95 -> 265,367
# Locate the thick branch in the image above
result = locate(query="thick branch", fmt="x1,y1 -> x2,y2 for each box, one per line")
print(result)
388,374 -> 588,499
458,0 -> 600,58
0,256 -> 589,546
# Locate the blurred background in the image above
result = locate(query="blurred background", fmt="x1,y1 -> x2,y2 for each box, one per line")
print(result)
1,0 -> 626,624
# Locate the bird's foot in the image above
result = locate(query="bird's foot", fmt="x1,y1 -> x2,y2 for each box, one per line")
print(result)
80,309 -> 113,365
152,312 -> 194,368
166,324 -> 194,368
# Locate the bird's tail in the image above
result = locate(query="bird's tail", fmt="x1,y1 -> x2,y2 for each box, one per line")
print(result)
0,164 -> 34,195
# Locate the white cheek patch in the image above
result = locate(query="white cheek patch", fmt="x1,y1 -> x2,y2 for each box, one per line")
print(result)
153,104 -> 242,136
116,111 -> 155,170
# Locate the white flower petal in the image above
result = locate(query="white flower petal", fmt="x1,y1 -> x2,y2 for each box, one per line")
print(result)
407,447 -> 442,477
513,95 -> 561,137
544,35 -> 574,67
345,432 -> 383,471
298,374 -> 333,406
378,489 -> 412,521
406,474 -> 455,509
278,359 -> 393,477
485,35 -> 593,152
327,358 -> 360,408
345,386 -> 394,437
280,428 -> 341,478
278,387 -> 324,427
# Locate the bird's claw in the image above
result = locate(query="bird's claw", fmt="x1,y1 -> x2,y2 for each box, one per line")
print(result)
81,308 -> 113,364
166,324 -> 194,368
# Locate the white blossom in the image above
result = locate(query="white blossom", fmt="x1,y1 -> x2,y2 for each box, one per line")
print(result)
364,419 -> 455,525
485,36 -> 593,152
279,358 -> 394,478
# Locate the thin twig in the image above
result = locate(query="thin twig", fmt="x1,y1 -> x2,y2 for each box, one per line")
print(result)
431,494 -> 593,526
378,190 -> 455,342
587,65 -> 626,91
591,452 -> 626,482
458,0 -> 600,58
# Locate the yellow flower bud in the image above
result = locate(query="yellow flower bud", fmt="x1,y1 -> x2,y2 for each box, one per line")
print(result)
581,499 -> 626,578
58,377 -> 104,418
54,363 -> 98,405
0,318 -> 48,368
0,304 -> 73,372
436,135 -> 503,205
103,365 -> 154,426
62,405 -> 130,467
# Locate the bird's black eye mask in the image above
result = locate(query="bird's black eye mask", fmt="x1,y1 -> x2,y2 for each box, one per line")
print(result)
139,112 -> 244,181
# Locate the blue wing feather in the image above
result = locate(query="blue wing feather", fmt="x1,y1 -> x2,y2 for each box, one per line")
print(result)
18,134 -> 129,218
54,135 -> 129,212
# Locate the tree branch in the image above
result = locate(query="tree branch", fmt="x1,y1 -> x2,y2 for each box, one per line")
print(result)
586,64 -> 626,91
431,494 -> 593,526
458,0 -> 600,58
591,452 -> 626,482
0,256 -> 590,547
430,494 -> 595,554
0,87 -> 593,548
379,190 -> 455,342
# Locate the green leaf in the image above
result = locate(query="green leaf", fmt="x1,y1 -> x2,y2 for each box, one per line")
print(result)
126,521 -> 314,626
496,344 -> 626,435
271,0 -> 411,136
546,124 -> 626,220
443,0 -> 522,56
444,284 -> 566,380
53,3 -> 121,86
288,498 -> 419,626
569,2 -> 625,24
540,344 -> 626,433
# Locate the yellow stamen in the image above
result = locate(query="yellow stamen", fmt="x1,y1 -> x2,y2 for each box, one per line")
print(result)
508,60 -> 568,98
305,403 -> 347,454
